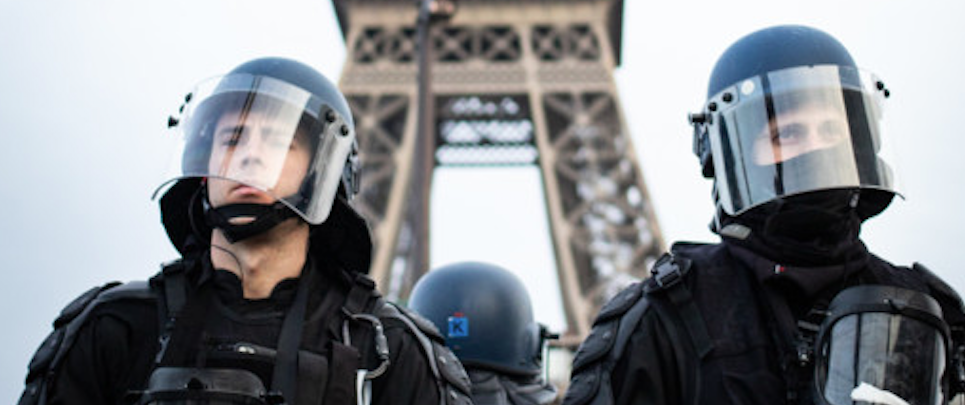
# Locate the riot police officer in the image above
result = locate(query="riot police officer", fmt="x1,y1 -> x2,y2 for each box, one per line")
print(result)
563,25 -> 965,405
20,57 -> 471,405
408,262 -> 559,405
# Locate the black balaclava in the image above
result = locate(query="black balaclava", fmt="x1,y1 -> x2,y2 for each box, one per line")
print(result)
722,189 -> 866,266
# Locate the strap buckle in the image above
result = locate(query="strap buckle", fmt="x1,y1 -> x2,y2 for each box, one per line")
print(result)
653,257 -> 683,289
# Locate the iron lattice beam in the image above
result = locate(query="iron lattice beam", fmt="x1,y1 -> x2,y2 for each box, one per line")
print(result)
334,0 -> 661,343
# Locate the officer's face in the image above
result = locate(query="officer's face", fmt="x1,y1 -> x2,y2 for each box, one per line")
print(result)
752,102 -> 849,165
206,109 -> 310,212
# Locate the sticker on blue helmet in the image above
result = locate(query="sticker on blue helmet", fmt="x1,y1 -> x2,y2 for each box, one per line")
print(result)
447,313 -> 469,338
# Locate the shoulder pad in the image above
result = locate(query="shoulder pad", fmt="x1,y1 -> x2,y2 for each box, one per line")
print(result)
595,281 -> 645,323
97,280 -> 155,302
52,282 -> 120,328
567,255 -> 697,405
380,302 -> 445,341
566,288 -> 651,405
570,283 -> 651,373
33,281 -> 155,370
914,262 -> 965,326
563,363 -> 611,405
21,281 -> 155,405
376,302 -> 473,405
32,282 -> 122,374
569,316 -> 618,375
569,281 -> 646,373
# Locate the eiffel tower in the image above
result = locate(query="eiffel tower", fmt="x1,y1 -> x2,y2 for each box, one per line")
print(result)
331,0 -> 663,342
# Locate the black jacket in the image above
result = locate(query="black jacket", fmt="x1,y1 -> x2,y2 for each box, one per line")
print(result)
46,255 -> 446,405
467,369 -> 558,405
575,238 -> 963,405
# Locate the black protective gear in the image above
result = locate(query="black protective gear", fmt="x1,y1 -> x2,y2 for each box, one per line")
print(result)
160,178 -> 372,274
18,281 -> 151,405
136,367 -> 273,405
157,57 -> 364,246
565,25 -> 960,405
563,240 -> 965,405
468,369 -> 558,405
706,25 -> 857,99
21,256 -> 472,405
719,189 -> 866,267
689,25 -> 897,228
203,201 -> 298,243
696,24 -> 858,178
225,57 -> 354,128
408,262 -> 548,377
814,285 -> 951,405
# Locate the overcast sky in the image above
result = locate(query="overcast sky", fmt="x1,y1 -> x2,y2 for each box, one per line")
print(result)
2,0 -> 963,401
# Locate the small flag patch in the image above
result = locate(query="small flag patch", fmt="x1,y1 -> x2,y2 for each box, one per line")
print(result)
448,312 -> 469,338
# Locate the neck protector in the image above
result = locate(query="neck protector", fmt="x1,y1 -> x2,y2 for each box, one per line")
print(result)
725,190 -> 865,265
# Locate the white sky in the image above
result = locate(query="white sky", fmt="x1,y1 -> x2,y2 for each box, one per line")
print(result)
2,0 -> 964,401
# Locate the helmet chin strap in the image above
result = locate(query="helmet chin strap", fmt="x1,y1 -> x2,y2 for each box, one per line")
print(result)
202,193 -> 298,243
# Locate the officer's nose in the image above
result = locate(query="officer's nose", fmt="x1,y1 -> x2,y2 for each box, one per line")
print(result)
237,134 -> 268,168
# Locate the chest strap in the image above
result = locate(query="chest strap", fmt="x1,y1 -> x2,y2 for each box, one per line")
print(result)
644,253 -> 714,359
270,265 -> 313,405
329,273 -> 385,405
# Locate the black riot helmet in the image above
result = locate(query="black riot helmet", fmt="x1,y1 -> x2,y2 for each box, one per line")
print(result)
688,25 -> 898,228
408,262 -> 551,377
155,57 -> 366,249
814,286 -> 951,405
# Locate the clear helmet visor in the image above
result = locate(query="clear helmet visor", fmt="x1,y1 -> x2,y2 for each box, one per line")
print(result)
705,65 -> 899,215
816,286 -> 949,405
154,73 -> 356,224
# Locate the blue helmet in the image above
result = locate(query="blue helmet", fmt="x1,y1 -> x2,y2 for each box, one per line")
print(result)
157,57 -> 370,271
706,25 -> 856,99
408,262 -> 548,376
689,25 -> 897,224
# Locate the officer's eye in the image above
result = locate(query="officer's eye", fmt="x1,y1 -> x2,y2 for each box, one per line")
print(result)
262,130 -> 292,150
772,123 -> 807,145
217,127 -> 247,147
819,120 -> 847,141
